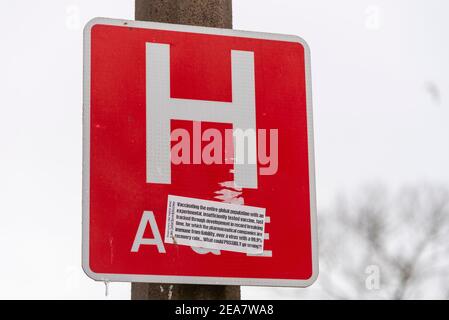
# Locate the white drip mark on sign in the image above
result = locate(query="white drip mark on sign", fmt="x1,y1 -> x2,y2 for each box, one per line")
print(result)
159,285 -> 164,293
104,281 -> 110,297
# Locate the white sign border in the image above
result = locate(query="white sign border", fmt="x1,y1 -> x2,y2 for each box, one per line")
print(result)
82,17 -> 318,287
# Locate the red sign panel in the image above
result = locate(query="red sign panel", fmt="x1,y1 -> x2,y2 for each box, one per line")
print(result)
83,18 -> 317,287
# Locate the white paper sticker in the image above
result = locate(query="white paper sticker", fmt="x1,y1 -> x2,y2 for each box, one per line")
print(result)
165,195 -> 266,254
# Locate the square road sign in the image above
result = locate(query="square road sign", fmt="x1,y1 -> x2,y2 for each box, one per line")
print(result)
83,18 -> 317,287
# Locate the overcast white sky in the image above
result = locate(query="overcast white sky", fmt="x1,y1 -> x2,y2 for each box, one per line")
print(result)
0,0 -> 448,299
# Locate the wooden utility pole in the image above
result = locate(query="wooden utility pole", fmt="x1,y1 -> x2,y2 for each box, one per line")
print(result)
131,0 -> 239,300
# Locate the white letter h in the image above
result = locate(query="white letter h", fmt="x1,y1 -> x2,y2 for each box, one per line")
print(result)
146,43 -> 257,189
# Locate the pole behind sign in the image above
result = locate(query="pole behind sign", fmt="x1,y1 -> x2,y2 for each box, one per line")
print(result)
131,0 -> 239,300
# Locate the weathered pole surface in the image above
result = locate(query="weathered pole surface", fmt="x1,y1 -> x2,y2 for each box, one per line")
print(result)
131,0 -> 239,300
135,0 -> 232,28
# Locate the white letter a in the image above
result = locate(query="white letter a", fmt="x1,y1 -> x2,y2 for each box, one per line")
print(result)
131,211 -> 166,253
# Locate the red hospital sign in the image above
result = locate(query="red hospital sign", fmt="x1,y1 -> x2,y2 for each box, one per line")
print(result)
82,18 -> 318,287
